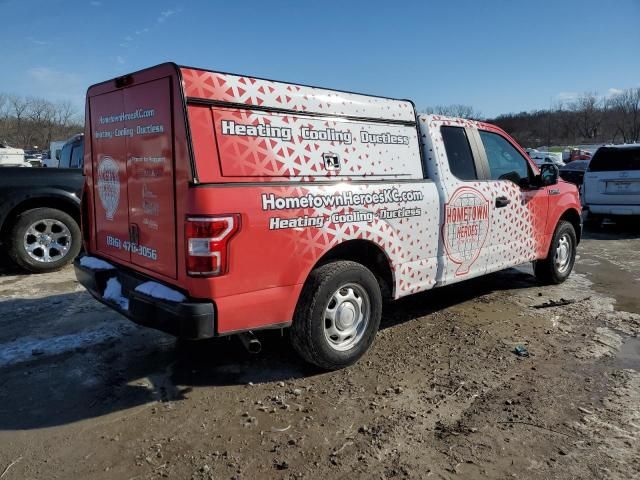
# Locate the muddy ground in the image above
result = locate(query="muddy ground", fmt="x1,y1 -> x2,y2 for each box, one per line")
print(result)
0,223 -> 639,480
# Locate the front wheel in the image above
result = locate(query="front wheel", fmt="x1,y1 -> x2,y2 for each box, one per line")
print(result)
290,261 -> 382,370
534,220 -> 577,284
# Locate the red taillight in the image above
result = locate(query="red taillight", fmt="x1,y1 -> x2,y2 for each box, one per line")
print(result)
185,215 -> 240,276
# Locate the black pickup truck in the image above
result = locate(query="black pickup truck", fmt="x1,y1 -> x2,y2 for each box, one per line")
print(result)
0,135 -> 84,273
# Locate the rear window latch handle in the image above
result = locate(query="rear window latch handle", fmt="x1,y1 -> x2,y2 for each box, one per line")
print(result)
129,223 -> 140,245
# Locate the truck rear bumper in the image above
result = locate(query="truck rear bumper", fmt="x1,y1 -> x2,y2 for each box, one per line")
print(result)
586,204 -> 640,216
74,257 -> 216,339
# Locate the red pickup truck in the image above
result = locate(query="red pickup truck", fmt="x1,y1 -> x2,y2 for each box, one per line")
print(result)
75,63 -> 582,369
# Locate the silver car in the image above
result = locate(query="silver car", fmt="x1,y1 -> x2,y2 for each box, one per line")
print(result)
583,145 -> 640,220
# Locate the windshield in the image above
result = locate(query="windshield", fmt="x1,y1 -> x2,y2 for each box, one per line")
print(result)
589,147 -> 640,172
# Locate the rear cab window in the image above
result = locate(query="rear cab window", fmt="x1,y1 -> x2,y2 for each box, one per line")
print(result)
441,126 -> 477,180
589,147 -> 640,172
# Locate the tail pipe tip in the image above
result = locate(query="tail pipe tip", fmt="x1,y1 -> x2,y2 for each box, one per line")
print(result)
238,331 -> 262,354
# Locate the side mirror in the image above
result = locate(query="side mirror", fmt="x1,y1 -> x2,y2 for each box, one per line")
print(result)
539,163 -> 559,186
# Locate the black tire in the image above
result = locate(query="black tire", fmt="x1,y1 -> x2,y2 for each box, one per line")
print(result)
290,260 -> 382,370
7,207 -> 81,273
534,220 -> 577,285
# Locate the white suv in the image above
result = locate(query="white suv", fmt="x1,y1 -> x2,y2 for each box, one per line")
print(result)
583,145 -> 640,221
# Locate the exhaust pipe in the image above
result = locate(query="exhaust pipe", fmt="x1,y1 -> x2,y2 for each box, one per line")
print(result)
238,331 -> 261,354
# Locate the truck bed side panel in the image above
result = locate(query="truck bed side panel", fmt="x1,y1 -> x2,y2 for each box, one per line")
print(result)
211,107 -> 421,179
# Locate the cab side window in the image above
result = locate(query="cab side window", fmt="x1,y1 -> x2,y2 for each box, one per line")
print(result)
479,131 -> 531,185
70,143 -> 83,169
441,126 -> 477,180
59,143 -> 72,168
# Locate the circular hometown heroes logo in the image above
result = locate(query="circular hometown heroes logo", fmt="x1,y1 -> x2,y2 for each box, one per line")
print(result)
442,186 -> 490,276
97,156 -> 120,220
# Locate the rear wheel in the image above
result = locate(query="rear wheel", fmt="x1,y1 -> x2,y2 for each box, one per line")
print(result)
534,220 -> 577,284
7,208 -> 81,273
290,261 -> 382,370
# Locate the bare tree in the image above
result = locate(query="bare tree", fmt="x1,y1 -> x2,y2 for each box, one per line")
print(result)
422,104 -> 482,120
571,92 -> 602,140
0,93 -> 9,142
26,97 -> 57,147
0,93 -> 83,149
7,95 -> 30,147
468,87 -> 640,148
607,87 -> 640,143
55,100 -> 76,127
0,93 -> 8,119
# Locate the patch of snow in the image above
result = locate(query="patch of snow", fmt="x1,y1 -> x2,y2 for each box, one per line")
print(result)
104,277 -> 129,310
0,323 -> 135,368
80,256 -> 115,270
135,281 -> 186,303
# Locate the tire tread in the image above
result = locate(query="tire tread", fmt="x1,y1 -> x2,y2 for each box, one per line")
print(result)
534,220 -> 576,285
290,260 -> 381,370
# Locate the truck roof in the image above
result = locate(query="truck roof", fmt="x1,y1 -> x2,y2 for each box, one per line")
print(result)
87,62 -> 417,124
599,143 -> 640,150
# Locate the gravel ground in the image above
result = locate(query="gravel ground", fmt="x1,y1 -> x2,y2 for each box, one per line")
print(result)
0,222 -> 638,480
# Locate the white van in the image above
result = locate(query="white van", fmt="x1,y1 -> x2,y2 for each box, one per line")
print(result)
583,145 -> 640,220
0,143 -> 27,167
42,140 -> 66,168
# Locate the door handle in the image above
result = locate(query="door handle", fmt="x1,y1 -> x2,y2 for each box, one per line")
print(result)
495,196 -> 510,208
129,224 -> 140,245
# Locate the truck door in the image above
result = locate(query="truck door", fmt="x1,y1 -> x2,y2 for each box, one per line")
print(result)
89,91 -> 131,264
474,129 -> 549,271
437,125 -> 494,284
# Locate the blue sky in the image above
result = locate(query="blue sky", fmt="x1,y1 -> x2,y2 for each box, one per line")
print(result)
1,0 -> 639,119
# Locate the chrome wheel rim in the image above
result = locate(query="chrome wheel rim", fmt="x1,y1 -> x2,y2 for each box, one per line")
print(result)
554,233 -> 572,274
23,219 -> 72,263
323,282 -> 370,351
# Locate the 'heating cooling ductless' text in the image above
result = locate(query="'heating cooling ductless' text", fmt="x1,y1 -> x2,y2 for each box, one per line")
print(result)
262,189 -> 424,230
